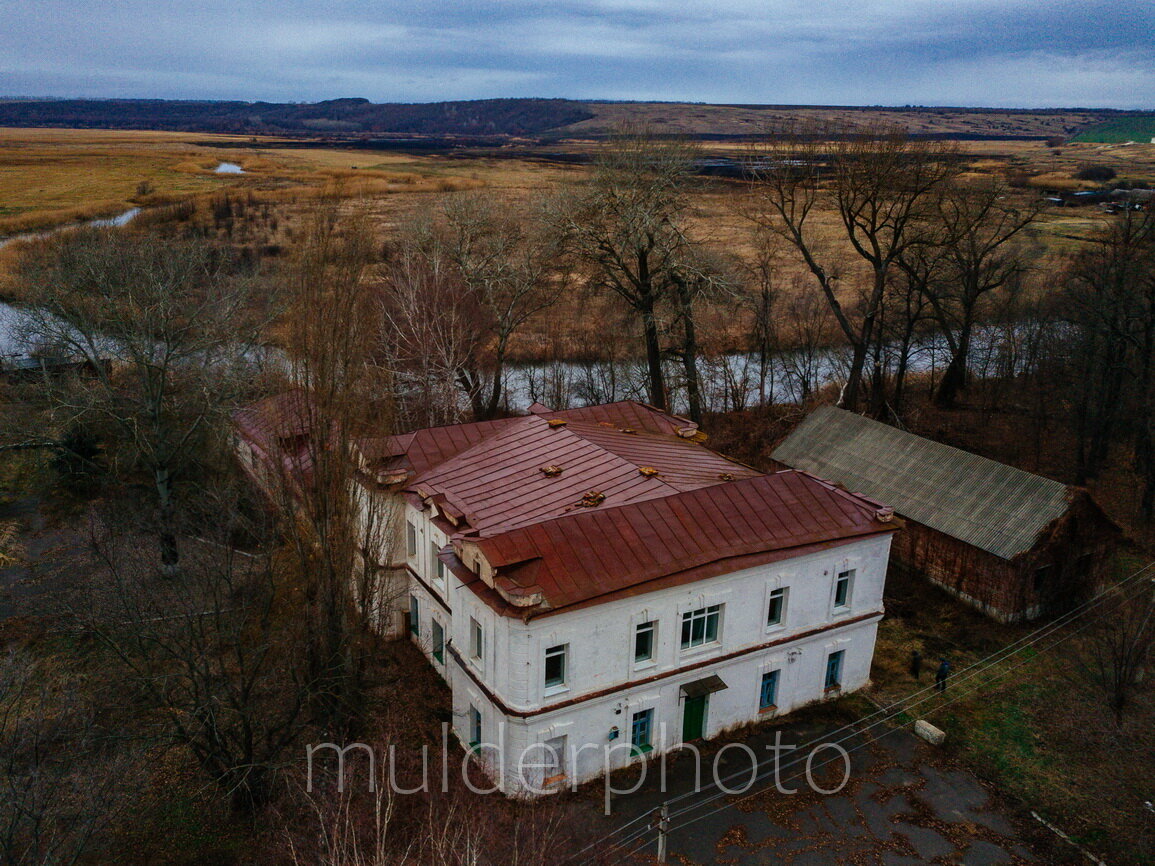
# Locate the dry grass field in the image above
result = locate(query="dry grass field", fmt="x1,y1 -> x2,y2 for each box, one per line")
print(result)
4,125 -> 1155,356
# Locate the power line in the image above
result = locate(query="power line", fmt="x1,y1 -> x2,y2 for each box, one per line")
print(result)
592,561 -> 1154,864
666,559 -> 1155,812
654,565 -> 1155,849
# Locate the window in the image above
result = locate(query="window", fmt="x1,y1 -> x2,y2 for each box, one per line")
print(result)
825,650 -> 844,691
432,619 -> 444,665
470,617 -> 483,661
834,569 -> 854,609
431,541 -> 446,584
680,604 -> 721,650
544,644 -> 568,689
406,521 -> 417,558
543,735 -> 567,783
759,670 -> 780,711
408,595 -> 419,636
469,705 -> 481,748
630,708 -> 654,755
634,620 -> 656,664
767,587 -> 788,627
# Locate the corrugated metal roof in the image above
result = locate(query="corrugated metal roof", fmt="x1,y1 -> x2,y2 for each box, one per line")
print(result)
771,406 -> 1073,561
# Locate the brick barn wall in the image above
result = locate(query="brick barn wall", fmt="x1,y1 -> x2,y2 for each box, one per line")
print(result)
889,521 -> 1027,621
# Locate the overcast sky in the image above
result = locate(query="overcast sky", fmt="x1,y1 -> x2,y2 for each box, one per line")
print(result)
2,0 -> 1153,108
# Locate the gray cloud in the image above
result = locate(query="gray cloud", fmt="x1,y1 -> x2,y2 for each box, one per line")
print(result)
1,0 -> 1152,107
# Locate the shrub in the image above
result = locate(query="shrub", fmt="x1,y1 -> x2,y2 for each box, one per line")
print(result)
1075,165 -> 1117,182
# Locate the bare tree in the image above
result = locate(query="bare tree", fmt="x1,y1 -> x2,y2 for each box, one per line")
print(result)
81,498 -> 308,812
279,201 -> 400,728
746,125 -> 957,411
0,650 -> 137,865
669,251 -> 736,424
377,219 -> 480,428
1074,582 -> 1155,726
17,229 -> 265,572
554,127 -> 699,411
1062,209 -> 1155,488
915,178 -> 1039,407
438,193 -> 568,419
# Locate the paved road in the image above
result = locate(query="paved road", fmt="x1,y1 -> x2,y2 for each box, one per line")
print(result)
598,715 -> 1041,865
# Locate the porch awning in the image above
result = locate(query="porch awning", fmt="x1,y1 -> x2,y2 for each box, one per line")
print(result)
680,674 -> 727,699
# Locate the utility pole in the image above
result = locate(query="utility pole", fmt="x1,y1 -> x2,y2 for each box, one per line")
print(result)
654,802 -> 669,863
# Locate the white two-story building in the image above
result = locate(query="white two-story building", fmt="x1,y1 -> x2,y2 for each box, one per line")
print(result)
339,400 -> 898,795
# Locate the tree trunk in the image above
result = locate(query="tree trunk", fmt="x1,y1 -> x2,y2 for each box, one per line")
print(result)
842,340 -> 867,410
675,277 -> 703,424
935,315 -> 973,408
639,294 -> 668,411
154,466 -> 180,574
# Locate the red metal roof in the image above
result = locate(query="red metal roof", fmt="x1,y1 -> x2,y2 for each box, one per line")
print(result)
409,414 -> 761,535
539,400 -> 695,436
235,395 -> 893,618
232,389 -> 314,453
473,471 -> 894,617
355,417 -> 522,477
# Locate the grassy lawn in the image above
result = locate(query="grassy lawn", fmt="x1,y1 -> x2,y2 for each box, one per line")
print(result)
872,563 -> 1155,864
1073,115 -> 1155,144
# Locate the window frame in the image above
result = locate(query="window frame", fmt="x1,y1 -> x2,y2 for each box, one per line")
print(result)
408,595 -> 419,636
432,618 -> 445,665
406,521 -> 417,558
468,705 -> 482,749
766,587 -> 788,628
759,669 -> 780,711
431,540 -> 446,585
542,735 -> 567,785
544,643 -> 568,691
833,569 -> 854,610
469,617 -> 484,662
680,604 -> 722,651
630,707 -> 654,756
634,620 -> 657,665
825,649 -> 845,691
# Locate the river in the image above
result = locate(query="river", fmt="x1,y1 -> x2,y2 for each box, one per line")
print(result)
0,207 -> 141,251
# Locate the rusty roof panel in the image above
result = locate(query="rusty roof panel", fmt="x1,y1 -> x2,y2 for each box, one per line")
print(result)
476,471 -> 892,613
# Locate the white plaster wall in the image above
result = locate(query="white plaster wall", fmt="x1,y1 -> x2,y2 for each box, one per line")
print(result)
487,533 -> 889,710
450,616 -> 879,793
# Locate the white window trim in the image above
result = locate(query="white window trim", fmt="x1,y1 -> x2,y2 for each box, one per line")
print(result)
765,585 -> 789,631
406,520 -> 418,560
543,643 -> 569,696
832,568 -> 855,612
469,617 -> 484,666
633,620 -> 658,670
679,603 -> 723,654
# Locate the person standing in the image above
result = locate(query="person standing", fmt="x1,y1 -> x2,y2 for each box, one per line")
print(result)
935,658 -> 951,693
910,649 -> 923,681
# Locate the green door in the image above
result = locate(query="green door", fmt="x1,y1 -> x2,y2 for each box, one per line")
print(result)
683,695 -> 707,741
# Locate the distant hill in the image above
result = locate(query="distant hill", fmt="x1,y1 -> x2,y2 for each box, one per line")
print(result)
0,97 -> 1132,141
1072,113 -> 1155,143
0,97 -> 595,137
